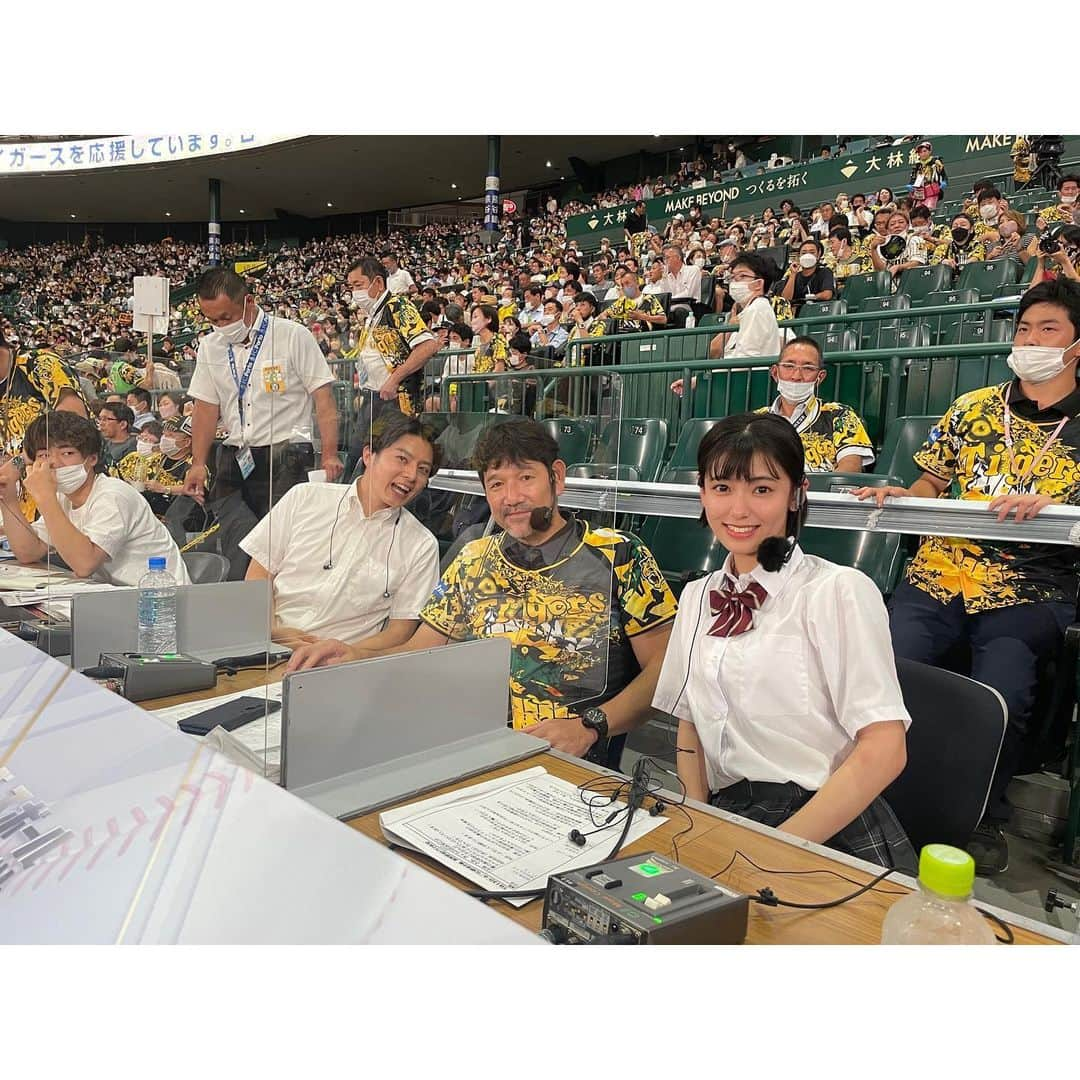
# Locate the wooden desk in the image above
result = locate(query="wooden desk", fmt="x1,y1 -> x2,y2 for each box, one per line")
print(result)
142,672 -> 1060,945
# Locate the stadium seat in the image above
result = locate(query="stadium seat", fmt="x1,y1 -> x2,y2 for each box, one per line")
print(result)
878,415 -> 939,487
898,264 -> 954,306
941,320 -> 1013,348
802,474 -> 906,594
816,329 -> 858,353
542,418 -> 594,467
877,322 -> 932,351
857,293 -> 911,349
570,418 -> 668,483
838,271 -> 893,311
955,257 -> 1021,300
798,299 -> 847,334
665,418 -> 722,472
638,515 -> 726,597
922,289 -> 980,344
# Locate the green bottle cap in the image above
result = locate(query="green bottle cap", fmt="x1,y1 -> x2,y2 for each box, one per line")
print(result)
918,844 -> 976,898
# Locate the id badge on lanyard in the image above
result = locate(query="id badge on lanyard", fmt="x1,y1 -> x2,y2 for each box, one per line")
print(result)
228,313 -> 269,476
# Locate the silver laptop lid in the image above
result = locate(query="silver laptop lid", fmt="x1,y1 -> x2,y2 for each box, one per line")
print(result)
281,637 -> 511,791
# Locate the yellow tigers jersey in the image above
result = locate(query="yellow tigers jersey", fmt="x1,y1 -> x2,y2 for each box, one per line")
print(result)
420,520 -> 677,728
824,244 -> 874,279
930,238 -> 985,267
1037,204 -> 1074,226
905,381 -> 1080,612
755,398 -> 874,473
604,294 -> 663,331
472,333 -> 509,375
0,348 -> 87,519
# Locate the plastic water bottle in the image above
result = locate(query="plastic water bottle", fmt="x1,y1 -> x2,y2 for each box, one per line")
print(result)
137,556 -> 178,655
685,311 -> 696,329
881,844 -> 997,945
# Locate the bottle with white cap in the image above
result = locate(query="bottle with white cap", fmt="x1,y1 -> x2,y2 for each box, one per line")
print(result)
137,556 -> 178,655
881,844 -> 997,945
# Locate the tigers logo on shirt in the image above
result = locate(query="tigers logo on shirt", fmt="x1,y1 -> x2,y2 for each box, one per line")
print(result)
262,365 -> 285,394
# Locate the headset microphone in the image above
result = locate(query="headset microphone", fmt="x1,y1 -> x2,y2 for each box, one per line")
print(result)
529,503 -> 554,531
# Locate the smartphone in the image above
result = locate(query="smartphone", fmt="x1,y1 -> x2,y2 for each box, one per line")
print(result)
178,696 -> 281,737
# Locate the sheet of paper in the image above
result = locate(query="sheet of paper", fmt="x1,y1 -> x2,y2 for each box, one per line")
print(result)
0,564 -> 75,591
150,684 -> 283,781
0,580 -> 115,604
379,766 -> 665,907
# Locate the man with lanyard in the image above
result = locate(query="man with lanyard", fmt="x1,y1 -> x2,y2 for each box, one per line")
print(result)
344,257 -> 440,440
285,419 -> 677,770
183,268 -> 341,520
856,280 -> 1080,875
0,329 -> 88,520
756,337 -> 874,473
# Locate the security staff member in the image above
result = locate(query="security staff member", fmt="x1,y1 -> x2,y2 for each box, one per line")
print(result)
183,268 -> 342,518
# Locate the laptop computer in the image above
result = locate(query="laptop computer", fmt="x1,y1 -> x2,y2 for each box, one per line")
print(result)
281,637 -> 547,820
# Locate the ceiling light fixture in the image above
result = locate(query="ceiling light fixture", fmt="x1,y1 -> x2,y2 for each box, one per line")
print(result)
69,213 -> 76,219
451,183 -> 457,189
326,201 -> 333,208
239,209 -> 246,214
545,160 -> 552,167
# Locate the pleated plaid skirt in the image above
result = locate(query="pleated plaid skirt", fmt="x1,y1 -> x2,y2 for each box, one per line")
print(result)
710,779 -> 918,876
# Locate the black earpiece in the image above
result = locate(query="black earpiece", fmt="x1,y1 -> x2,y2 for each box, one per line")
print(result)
568,829 -> 586,846
649,799 -> 666,817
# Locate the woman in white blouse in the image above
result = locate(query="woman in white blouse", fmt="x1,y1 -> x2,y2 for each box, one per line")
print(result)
653,413 -> 917,872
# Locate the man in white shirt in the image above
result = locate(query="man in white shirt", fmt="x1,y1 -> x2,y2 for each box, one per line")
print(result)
642,260 -> 666,295
659,244 -> 703,328
241,414 -> 440,647
381,250 -> 415,296
0,411 -> 190,587
126,388 -> 157,430
184,268 -> 341,520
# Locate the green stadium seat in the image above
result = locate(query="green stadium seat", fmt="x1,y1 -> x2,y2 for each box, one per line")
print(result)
955,257 -> 1021,300
571,418 -> 668,482
637,516 -> 726,598
799,299 -> 848,323
898,264 -> 954,306
802,474 -> 906,594
817,329 -> 858,353
565,463 -> 641,481
922,289 -> 980,343
877,322 -> 932,351
902,323 -> 1012,418
542,418 -> 595,467
1018,255 -> 1039,285
838,271 -> 893,311
879,415 -> 939,488
858,293 -> 912,349
941,320 -> 1013,347
665,418 -> 722,471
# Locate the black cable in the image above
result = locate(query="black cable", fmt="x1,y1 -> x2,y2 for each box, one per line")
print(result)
976,906 -> 1015,945
753,866 -> 897,910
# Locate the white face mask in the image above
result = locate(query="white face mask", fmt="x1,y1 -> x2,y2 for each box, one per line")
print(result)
216,299 -> 253,345
799,253 -> 818,269
55,463 -> 88,495
1061,194 -> 1077,205
1007,339 -> 1080,383
159,436 -> 180,456
728,280 -> 755,305
979,204 -> 999,222
136,440 -> 156,456
776,378 -> 817,405
693,256 -> 706,267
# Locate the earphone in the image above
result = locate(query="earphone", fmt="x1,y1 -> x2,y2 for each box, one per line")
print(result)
323,486 -> 402,602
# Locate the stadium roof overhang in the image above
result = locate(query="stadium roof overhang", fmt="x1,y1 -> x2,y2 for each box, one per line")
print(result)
0,135 -> 692,223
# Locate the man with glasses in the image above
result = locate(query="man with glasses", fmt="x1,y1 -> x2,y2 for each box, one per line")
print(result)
97,403 -> 138,472
756,337 -> 873,473
669,252 -> 784,396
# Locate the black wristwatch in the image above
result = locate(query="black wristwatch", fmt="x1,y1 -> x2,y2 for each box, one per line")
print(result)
580,707 -> 609,746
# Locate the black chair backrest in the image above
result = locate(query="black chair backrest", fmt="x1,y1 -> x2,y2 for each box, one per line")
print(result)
885,658 -> 1007,853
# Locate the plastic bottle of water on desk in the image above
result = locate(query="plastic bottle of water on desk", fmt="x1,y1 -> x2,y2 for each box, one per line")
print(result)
881,844 -> 996,945
137,556 -> 177,655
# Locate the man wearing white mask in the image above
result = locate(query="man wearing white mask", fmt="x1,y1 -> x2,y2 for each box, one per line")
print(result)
184,268 -> 341,519
0,412 -> 190,587
855,279 -> 1080,876
756,337 -> 872,473
778,239 -> 836,314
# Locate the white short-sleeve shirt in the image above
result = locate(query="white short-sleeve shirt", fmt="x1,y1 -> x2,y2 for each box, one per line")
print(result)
653,546 -> 910,792
238,482 -> 440,644
31,474 -> 191,587
728,295 -> 782,358
188,308 -> 334,448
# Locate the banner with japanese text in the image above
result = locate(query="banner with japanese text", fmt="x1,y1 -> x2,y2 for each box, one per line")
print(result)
0,134 -> 301,175
564,135 -> 1080,248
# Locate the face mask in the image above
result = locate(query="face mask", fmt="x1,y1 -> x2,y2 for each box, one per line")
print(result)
693,256 -> 706,267
951,226 -> 971,243
558,277 -> 567,286
136,440 -> 155,456
776,378 -> 817,405
55,463 -> 88,495
980,205 -> 999,222
216,299 -> 252,345
798,253 -> 818,269
1007,339 -> 1080,383
729,280 -> 754,305
914,224 -> 930,235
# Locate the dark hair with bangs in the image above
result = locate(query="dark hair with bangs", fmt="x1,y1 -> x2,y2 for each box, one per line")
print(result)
696,412 -> 808,571
474,419 -> 559,484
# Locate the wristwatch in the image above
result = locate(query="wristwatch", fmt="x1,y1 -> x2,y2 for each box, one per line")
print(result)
579,707 -> 609,746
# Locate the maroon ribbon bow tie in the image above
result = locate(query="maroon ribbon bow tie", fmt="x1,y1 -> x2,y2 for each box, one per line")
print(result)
708,580 -> 768,638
